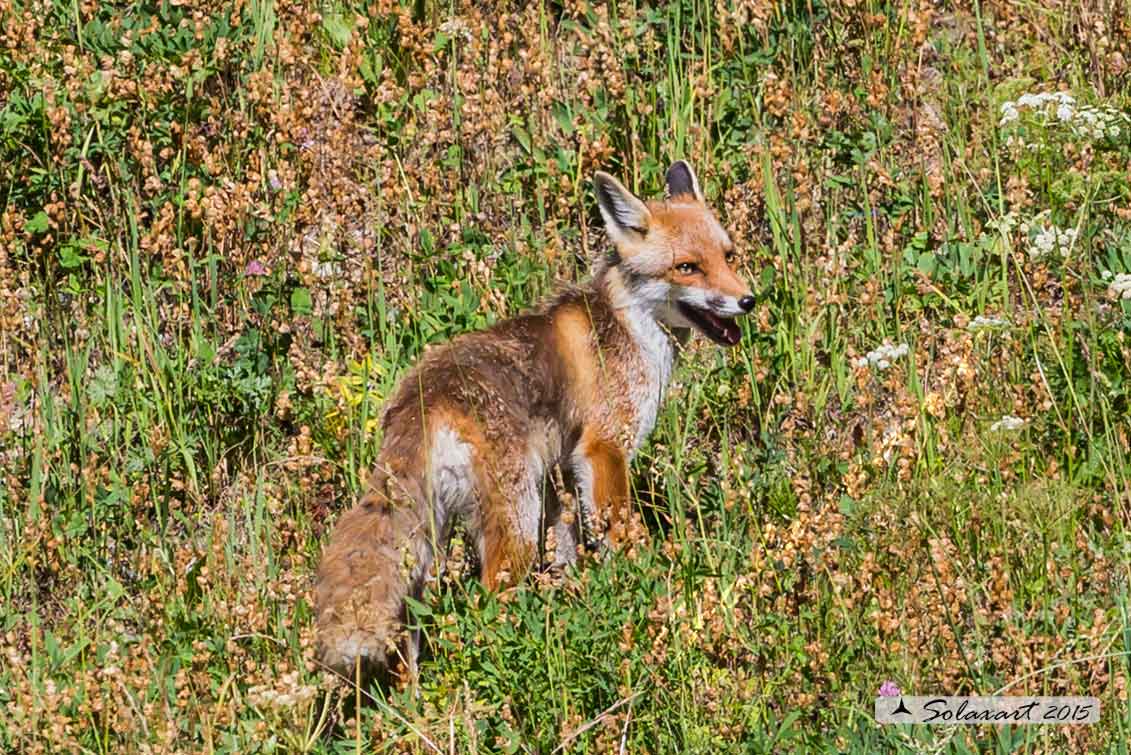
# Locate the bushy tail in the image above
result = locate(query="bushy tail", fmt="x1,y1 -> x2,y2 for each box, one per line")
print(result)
314,474 -> 429,682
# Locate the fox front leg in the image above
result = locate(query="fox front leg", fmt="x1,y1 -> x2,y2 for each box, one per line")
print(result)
570,428 -> 631,552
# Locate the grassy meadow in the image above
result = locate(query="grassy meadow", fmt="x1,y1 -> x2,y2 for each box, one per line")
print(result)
3,0 -> 1131,751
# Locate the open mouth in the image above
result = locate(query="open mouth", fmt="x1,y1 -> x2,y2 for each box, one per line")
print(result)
677,302 -> 742,346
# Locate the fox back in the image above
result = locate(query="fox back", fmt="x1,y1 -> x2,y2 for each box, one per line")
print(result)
314,160 -> 754,682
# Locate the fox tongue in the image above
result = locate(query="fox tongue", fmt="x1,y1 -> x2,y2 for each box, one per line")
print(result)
706,312 -> 741,345
677,301 -> 742,346
721,319 -> 740,345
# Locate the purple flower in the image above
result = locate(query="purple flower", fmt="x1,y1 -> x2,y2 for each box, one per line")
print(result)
245,260 -> 269,277
879,681 -> 901,698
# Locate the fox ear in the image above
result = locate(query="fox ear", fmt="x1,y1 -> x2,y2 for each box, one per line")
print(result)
594,171 -> 651,243
665,160 -> 703,201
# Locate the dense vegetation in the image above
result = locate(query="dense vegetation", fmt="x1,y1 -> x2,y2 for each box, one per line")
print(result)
2,0 -> 1130,751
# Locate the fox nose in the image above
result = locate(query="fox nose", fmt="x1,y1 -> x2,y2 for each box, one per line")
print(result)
738,295 -> 756,313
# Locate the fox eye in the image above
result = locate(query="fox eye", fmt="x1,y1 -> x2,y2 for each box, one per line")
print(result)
724,250 -> 737,264
675,262 -> 699,275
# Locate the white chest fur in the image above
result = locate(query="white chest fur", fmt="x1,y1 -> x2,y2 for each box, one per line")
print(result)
621,302 -> 676,452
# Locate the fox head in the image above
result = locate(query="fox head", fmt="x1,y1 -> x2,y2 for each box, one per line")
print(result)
593,161 -> 755,346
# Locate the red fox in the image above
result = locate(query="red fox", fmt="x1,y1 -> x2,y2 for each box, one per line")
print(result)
314,161 -> 754,681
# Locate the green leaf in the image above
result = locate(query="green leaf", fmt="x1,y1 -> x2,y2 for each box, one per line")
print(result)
103,577 -> 126,604
359,52 -> 382,85
552,103 -> 574,136
322,12 -> 352,47
25,211 -> 49,234
58,238 -> 104,271
59,243 -> 88,270
290,287 -> 313,315
404,595 -> 432,617
88,364 -> 119,405
512,125 -> 532,154
916,251 -> 937,276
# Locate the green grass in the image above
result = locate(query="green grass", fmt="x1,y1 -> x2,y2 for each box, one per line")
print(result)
2,0 -> 1130,751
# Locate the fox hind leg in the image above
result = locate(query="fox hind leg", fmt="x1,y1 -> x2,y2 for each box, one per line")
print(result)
476,452 -> 546,590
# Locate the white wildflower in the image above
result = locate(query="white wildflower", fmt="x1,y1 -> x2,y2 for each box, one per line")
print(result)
1028,223 -> 1076,259
967,315 -> 1010,331
438,17 -> 473,41
1069,105 -> 1128,141
998,89 -> 1126,144
856,341 -> 910,370
1011,91 -> 1074,110
986,212 -> 1019,235
247,672 -> 318,711
998,103 -> 1019,126
248,686 -> 277,707
989,415 -> 1026,432
1108,273 -> 1131,300
312,259 -> 340,279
